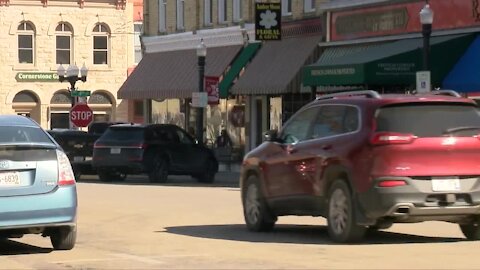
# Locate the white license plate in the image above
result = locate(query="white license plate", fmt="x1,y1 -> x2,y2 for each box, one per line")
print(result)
432,177 -> 460,192
110,148 -> 121,154
0,172 -> 21,187
74,156 -> 84,162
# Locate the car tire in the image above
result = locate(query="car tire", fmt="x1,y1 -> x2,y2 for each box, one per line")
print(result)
242,175 -> 276,232
459,221 -> 480,240
50,227 -> 76,250
195,159 -> 217,183
327,179 -> 366,243
97,170 -> 114,182
149,156 -> 168,183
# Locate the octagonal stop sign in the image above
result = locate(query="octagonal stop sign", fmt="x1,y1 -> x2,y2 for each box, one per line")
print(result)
70,103 -> 93,127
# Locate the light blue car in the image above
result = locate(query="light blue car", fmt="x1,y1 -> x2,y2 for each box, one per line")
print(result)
0,115 -> 77,250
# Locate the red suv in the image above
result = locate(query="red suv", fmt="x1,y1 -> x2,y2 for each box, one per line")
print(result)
240,90 -> 480,243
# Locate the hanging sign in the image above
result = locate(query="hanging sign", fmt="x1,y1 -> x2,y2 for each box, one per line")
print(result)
255,2 -> 282,41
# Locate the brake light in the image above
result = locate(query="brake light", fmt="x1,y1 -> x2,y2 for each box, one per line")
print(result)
370,132 -> 416,145
57,150 -> 76,186
377,180 -> 407,187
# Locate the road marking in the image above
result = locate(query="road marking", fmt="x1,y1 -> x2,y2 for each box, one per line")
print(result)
111,253 -> 165,265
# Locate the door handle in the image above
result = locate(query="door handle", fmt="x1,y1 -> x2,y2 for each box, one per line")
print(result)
322,145 -> 332,150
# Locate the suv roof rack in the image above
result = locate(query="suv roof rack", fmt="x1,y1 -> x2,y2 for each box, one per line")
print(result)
316,90 -> 382,101
428,90 -> 462,98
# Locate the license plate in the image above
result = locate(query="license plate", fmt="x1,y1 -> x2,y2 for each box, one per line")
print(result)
432,177 -> 460,192
0,172 -> 21,187
110,148 -> 121,154
85,156 -> 92,161
74,156 -> 84,162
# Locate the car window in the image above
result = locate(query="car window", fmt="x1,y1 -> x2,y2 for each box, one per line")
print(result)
0,126 -> 52,144
311,105 -> 359,139
156,128 -> 180,143
102,127 -> 145,141
280,107 -> 320,144
376,103 -> 480,137
174,128 -> 194,144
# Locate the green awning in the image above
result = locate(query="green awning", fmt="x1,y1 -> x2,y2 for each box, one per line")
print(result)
303,34 -> 475,87
219,42 -> 261,98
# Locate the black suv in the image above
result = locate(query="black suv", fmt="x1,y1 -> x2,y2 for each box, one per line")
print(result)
92,123 -> 218,183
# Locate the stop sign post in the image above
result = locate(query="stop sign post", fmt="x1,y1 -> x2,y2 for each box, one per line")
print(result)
70,103 -> 93,127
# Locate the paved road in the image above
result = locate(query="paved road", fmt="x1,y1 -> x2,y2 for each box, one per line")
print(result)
1,172 -> 480,269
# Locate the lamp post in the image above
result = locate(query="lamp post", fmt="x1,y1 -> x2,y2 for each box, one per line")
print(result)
57,63 -> 88,128
196,39 -> 207,144
420,3 -> 434,71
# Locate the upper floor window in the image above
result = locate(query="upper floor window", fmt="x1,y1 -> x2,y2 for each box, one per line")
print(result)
55,23 -> 73,65
17,22 -> 35,64
233,0 -> 242,22
282,0 -> 292,16
93,23 -> 110,65
204,0 -> 212,26
158,0 -> 167,32
218,0 -> 227,23
134,23 -> 143,64
304,0 -> 315,13
176,0 -> 185,30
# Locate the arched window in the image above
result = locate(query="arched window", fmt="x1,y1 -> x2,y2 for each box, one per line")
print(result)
17,21 -> 35,64
55,23 -> 73,65
93,23 -> 110,65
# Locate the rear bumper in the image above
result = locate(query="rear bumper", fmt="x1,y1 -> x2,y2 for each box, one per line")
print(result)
92,159 -> 146,173
357,176 -> 480,223
0,186 -> 77,229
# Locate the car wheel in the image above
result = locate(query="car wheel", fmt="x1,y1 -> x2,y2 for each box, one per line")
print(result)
242,175 -> 276,232
196,159 -> 217,183
459,220 -> 480,240
50,227 -> 76,250
327,179 -> 366,243
149,156 -> 168,183
97,170 -> 114,182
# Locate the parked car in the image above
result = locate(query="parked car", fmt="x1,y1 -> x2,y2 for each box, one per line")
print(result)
47,122 -> 126,179
0,115 -> 77,250
92,123 -> 218,183
240,90 -> 480,243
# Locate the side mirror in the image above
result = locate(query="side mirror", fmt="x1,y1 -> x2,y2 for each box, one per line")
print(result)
264,129 -> 279,142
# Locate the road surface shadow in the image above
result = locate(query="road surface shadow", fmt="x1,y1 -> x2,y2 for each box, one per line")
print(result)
0,239 -> 52,255
162,224 -> 464,245
78,174 -> 240,188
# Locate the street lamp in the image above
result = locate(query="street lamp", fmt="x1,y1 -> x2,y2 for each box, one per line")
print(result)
57,63 -> 88,128
420,3 -> 434,71
196,39 -> 207,144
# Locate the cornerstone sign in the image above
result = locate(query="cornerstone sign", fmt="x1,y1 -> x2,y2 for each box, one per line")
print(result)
15,72 -> 59,82
331,0 -> 480,41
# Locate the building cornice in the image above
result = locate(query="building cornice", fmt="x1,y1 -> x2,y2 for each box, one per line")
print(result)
0,0 -> 126,9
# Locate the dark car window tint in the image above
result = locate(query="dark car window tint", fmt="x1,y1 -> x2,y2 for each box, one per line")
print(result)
344,106 -> 359,132
376,104 -> 480,137
281,107 -> 319,144
102,128 -> 145,141
174,128 -> 193,144
0,126 -> 52,144
312,106 -> 346,138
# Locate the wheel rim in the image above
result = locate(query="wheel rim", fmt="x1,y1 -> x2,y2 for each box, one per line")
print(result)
329,188 -> 348,235
245,184 -> 261,225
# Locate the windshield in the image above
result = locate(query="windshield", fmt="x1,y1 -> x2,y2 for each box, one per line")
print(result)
0,126 -> 54,144
376,103 -> 480,137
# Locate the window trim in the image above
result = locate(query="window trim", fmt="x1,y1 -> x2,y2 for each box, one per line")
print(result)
134,22 -> 143,64
158,0 -> 167,33
204,0 -> 212,26
17,22 -> 35,65
218,0 -> 227,23
304,0 -> 316,13
92,23 -> 110,65
176,0 -> 185,30
282,0 -> 292,16
233,0 -> 242,22
55,23 -> 73,65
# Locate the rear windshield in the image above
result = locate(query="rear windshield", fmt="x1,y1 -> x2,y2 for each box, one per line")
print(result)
376,103 -> 480,137
101,128 -> 145,141
0,126 -> 53,144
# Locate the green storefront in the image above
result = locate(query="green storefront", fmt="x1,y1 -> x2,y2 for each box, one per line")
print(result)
303,34 -> 475,91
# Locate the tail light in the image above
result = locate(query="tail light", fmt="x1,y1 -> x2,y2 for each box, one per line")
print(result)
132,143 -> 147,149
57,150 -> 76,186
370,132 -> 416,145
377,180 -> 407,188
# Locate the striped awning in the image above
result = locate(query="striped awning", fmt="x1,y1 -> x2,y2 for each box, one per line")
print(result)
118,45 -> 242,100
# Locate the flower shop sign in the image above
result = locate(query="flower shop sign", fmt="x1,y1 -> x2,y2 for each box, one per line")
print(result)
255,2 -> 281,41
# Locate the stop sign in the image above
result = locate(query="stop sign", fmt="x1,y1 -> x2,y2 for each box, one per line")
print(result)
70,103 -> 93,127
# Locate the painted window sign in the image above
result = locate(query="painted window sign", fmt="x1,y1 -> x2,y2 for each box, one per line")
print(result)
205,76 -> 220,105
255,3 -> 281,41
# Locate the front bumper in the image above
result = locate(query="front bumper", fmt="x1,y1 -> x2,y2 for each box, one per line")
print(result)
357,176 -> 480,222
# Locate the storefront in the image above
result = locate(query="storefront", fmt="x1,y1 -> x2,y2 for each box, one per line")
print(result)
304,0 -> 480,94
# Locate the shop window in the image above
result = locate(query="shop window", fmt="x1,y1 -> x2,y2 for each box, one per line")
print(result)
158,0 -> 167,32
17,21 -> 35,64
176,0 -> 185,30
204,0 -> 212,26
134,100 -> 144,117
55,23 -> 73,65
282,0 -> 292,16
93,23 -> 110,65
